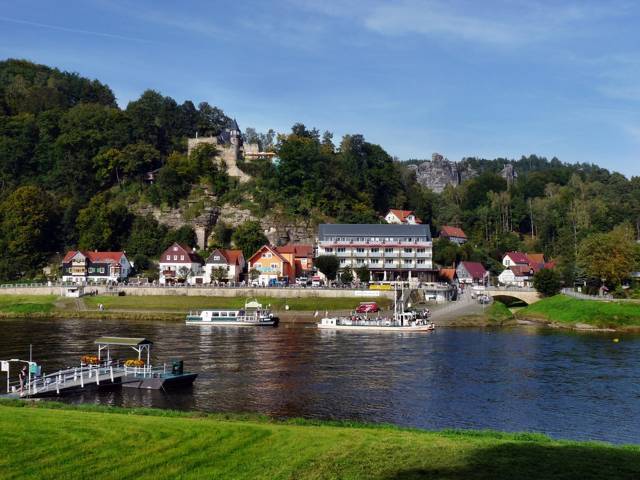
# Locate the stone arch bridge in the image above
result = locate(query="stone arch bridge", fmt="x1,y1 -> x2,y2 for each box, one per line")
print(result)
483,287 -> 541,305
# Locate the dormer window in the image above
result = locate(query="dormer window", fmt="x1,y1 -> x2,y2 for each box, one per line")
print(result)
173,246 -> 178,251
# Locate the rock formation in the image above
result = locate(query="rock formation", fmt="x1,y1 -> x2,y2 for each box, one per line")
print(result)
407,153 -> 477,193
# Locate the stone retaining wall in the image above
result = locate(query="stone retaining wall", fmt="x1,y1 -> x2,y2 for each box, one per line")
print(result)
0,286 -> 394,300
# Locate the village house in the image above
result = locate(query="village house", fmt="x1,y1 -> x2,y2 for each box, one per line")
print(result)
61,251 -> 132,284
384,209 -> 422,225
456,261 -> 489,286
439,225 -> 468,245
158,243 -> 205,285
498,265 -> 535,288
499,252 -> 554,287
274,244 -> 314,278
204,249 -> 245,283
247,245 -> 295,285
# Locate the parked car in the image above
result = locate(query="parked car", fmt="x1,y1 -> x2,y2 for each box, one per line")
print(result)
296,277 -> 310,286
311,276 -> 323,287
356,302 -> 379,313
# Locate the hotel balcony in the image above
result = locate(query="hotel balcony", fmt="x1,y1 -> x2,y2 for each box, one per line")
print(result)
401,252 -> 415,258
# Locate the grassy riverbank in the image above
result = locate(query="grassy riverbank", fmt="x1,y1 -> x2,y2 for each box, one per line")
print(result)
0,401 -> 638,480
516,295 -> 640,330
83,295 -> 391,312
0,293 -> 390,321
444,302 -> 516,327
0,295 -> 56,314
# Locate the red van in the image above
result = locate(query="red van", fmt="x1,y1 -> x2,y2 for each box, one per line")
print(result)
356,302 -> 379,313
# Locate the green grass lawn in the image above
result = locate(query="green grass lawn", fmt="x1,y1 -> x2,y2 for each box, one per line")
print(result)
83,295 -> 392,312
0,401 -> 638,480
517,295 -> 640,329
486,301 -> 514,323
0,294 -> 56,314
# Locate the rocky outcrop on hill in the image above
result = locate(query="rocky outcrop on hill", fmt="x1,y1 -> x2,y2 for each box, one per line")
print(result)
407,153 -> 477,193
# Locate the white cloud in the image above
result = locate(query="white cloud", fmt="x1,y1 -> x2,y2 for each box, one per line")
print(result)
295,0 -> 632,46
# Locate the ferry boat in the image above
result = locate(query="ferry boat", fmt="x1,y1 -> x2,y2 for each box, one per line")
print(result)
317,283 -> 434,332
185,299 -> 279,326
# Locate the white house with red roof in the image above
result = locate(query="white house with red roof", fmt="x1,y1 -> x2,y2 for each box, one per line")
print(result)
500,252 -> 554,287
439,225 -> 468,245
384,209 -> 422,225
61,251 -> 132,284
204,249 -> 245,283
159,243 -> 205,285
456,261 -> 489,285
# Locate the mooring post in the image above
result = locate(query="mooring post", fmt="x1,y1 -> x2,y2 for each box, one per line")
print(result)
80,370 -> 84,388
110,366 -> 114,383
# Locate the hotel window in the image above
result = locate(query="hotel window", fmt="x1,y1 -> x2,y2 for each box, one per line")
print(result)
371,248 -> 379,253
325,248 -> 333,253
417,248 -> 425,253
340,259 -> 347,264
166,255 -> 170,261
356,248 -> 365,253
173,246 -> 178,251
371,259 -> 379,264
404,248 -> 412,253
384,248 -> 393,253
417,259 -> 425,264
356,259 -> 364,264
337,247 -> 346,253
271,263 -> 277,269
173,255 -> 178,261
180,255 -> 184,261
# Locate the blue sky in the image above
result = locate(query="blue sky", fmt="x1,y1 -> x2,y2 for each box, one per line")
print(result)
1,0 -> 639,176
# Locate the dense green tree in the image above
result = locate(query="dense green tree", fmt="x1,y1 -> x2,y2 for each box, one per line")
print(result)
76,194 -> 132,250
126,215 -> 169,258
231,221 -> 267,260
433,238 -> 460,267
315,255 -> 339,281
355,266 -> 370,283
164,226 -> 197,249
533,268 -> 562,297
577,224 -> 638,286
0,186 -> 58,278
340,268 -> 354,285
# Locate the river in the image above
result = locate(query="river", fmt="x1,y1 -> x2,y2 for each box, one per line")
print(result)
1,317 -> 639,444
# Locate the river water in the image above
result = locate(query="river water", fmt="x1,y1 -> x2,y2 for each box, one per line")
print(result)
1,317 -> 639,444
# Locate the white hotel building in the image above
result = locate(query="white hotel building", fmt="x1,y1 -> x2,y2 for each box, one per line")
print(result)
316,224 -> 434,281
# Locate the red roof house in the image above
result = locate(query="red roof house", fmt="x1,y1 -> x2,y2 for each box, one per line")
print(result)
456,261 -> 489,285
439,226 -> 467,244
61,251 -> 132,283
385,209 -> 422,225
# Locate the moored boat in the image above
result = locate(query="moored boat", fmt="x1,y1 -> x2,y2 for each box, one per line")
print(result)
317,283 -> 434,332
186,299 -> 279,326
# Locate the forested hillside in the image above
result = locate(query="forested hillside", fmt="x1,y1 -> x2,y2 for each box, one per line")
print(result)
0,59 -> 639,292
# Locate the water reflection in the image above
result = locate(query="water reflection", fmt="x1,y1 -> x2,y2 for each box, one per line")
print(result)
1,318 -> 639,444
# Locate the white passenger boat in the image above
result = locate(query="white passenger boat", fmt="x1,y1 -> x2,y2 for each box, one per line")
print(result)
317,283 -> 434,332
186,299 -> 279,326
